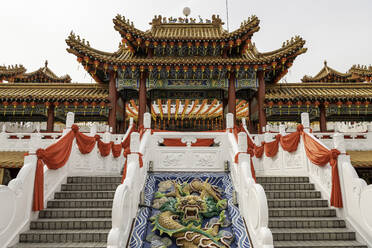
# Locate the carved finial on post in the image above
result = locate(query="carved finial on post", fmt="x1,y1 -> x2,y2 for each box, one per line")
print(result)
89,124 -> 97,136
279,124 -> 286,135
144,112 -> 151,129
35,122 -> 40,133
238,132 -> 247,152
130,132 -> 140,153
226,113 -> 234,129
333,133 -> 346,153
66,112 -> 75,129
301,112 -> 310,132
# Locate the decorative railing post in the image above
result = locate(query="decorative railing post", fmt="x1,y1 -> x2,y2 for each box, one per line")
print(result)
301,112 -> 310,132
279,124 -> 286,136
226,113 -> 234,129
63,112 -> 75,135
238,132 -> 248,153
89,124 -> 97,136
333,132 -> 346,153
144,112 -> 151,129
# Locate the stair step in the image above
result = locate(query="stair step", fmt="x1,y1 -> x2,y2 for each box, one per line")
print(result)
269,208 -> 336,218
19,229 -> 109,243
269,217 -> 346,229
47,199 -> 113,208
268,199 -> 328,208
61,183 -> 119,191
54,191 -> 115,200
257,176 -> 309,183
39,208 -> 112,219
30,218 -> 111,230
266,191 -> 321,199
261,183 -> 315,191
67,176 -> 121,184
10,242 -> 107,248
271,228 -> 356,241
273,240 -> 367,248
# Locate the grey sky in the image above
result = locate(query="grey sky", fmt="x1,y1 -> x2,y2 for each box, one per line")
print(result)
1,0 -> 371,83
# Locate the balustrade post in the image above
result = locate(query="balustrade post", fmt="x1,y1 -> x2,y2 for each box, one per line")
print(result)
226,113 -> 234,129
238,132 -> 248,153
279,124 -> 286,136
63,112 -> 75,135
89,124 -> 97,136
130,132 -> 140,153
143,112 -> 151,129
333,132 -> 346,153
301,112 -> 310,133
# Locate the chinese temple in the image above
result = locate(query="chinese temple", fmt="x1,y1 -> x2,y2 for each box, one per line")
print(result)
1,9 -> 372,248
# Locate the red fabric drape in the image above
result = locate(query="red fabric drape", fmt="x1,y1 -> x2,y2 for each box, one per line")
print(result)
254,142 -> 265,158
97,139 -> 111,157
264,135 -> 281,157
280,125 -> 303,152
233,150 -> 256,182
162,138 -> 214,147
111,143 -> 122,158
75,131 -> 96,154
302,132 -> 343,208
33,129 -> 75,211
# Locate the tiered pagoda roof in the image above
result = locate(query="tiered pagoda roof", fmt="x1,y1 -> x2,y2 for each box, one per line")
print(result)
0,65 -> 26,81
302,61 -> 371,83
11,61 -> 71,83
66,14 -> 306,84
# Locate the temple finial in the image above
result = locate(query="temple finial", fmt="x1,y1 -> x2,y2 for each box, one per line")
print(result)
45,60 -> 48,68
324,60 -> 327,67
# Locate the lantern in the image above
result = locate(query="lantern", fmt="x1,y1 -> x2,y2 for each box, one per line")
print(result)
91,101 -> 97,115
22,101 -> 27,115
297,100 -> 302,114
180,65 -> 186,79
131,65 -> 137,78
192,65 -> 197,79
364,101 -> 369,115
166,65 -> 171,77
93,60 -> 99,74
209,65 -> 214,79
212,41 -> 217,55
195,41 -> 200,55
287,100 -> 292,115
103,63 -> 109,75
268,101 -> 274,115
54,102 -> 59,116
157,65 -> 162,79
77,57 -> 83,64
113,65 -> 118,72
228,40 -> 234,54
161,41 -> 167,55
187,42 -> 192,55
73,101 -> 79,113
278,101 -> 283,115
125,33 -> 132,41
12,101 -> 18,115
153,41 -> 158,55
145,40 -> 150,53
281,57 -> 287,71
45,101 -> 50,115
2,101 -> 8,116
356,100 -> 361,115
99,101 -> 105,116
148,65 -> 154,79
83,101 -> 88,116
203,41 -> 208,55
305,100 -> 311,112
30,101 -> 36,116
220,41 -> 225,55
337,100 -> 343,115
314,100 -> 320,115
346,100 -> 353,115
200,65 -> 205,79
236,39 -> 242,53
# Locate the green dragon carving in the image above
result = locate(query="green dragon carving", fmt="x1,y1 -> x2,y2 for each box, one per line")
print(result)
150,179 -> 232,248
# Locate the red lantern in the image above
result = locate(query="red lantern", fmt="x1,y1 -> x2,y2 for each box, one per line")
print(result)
77,57 -> 83,63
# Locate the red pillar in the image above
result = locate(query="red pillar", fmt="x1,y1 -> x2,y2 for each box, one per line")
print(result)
46,105 -> 54,132
228,75 -> 236,124
108,72 -> 117,133
319,104 -> 327,132
257,70 -> 267,133
138,73 -> 147,126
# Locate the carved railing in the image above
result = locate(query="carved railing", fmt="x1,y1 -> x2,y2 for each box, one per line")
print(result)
0,113 -> 132,248
108,113 -> 152,248
227,113 -> 274,248
244,113 -> 371,246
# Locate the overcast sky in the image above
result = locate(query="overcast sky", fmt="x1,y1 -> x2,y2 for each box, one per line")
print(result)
1,0 -> 371,83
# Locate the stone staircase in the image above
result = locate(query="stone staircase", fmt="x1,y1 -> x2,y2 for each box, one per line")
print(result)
10,176 -> 121,248
257,176 -> 367,248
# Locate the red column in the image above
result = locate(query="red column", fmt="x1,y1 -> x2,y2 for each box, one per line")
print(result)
257,70 -> 266,133
108,72 -> 117,133
46,105 -> 54,132
319,104 -> 327,132
228,75 -> 236,124
138,73 -> 147,126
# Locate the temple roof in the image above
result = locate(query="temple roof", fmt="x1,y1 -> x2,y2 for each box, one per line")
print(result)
349,64 -> 372,78
12,61 -> 71,83
302,61 -> 353,83
266,82 -> 372,101
66,35 -> 306,65
113,14 -> 259,41
0,65 -> 26,79
0,83 -> 107,101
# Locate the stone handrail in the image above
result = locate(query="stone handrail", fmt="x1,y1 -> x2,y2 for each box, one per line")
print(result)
0,113 -> 132,247
108,119 -> 151,248
228,114 -> 274,248
243,113 -> 371,246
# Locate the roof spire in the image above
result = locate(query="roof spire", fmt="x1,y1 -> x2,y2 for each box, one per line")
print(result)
324,60 -> 327,67
45,60 -> 48,68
